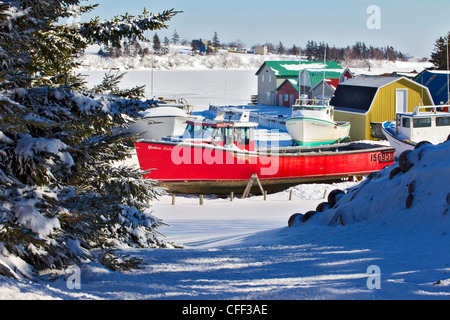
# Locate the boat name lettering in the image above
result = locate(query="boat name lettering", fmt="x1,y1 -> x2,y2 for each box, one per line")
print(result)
147,120 -> 164,125
370,152 -> 394,163
148,146 -> 162,150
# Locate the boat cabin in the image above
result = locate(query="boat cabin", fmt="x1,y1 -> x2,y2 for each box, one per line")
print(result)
291,95 -> 334,120
183,111 -> 259,152
395,106 -> 450,144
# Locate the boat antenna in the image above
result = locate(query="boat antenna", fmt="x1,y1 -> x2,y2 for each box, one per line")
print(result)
447,31 -> 449,105
298,45 -> 302,100
322,43 -> 327,103
151,30 -> 154,97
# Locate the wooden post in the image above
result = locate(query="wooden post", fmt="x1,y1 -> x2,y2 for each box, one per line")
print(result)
289,189 -> 293,201
264,190 -> 267,201
199,194 -> 204,205
230,191 -> 234,202
172,194 -> 176,205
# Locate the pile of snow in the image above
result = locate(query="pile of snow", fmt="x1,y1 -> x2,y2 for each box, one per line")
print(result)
290,139 -> 450,232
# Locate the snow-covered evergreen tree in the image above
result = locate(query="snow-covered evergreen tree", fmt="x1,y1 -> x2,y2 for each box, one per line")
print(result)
0,1 -> 179,279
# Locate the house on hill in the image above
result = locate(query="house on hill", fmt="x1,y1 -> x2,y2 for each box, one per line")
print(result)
331,75 -> 433,141
414,70 -> 450,106
255,61 -> 347,106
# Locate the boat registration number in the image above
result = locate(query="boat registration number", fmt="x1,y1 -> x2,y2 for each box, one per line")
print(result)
370,152 -> 395,163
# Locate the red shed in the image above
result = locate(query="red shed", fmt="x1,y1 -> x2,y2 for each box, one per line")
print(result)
276,79 -> 299,108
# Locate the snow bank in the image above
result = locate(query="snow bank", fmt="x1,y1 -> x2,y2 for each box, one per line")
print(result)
77,50 -> 266,71
77,45 -> 432,76
291,139 -> 450,231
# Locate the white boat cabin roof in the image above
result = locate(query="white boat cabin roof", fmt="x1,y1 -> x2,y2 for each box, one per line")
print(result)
187,111 -> 259,129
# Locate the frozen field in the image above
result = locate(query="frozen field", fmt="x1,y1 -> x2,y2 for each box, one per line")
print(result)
81,69 -> 258,111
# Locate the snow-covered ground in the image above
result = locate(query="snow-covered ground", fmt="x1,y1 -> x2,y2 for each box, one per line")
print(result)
2,52 -> 448,301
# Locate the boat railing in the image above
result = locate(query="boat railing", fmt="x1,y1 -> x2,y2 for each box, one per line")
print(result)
411,105 -> 450,115
294,97 -> 330,106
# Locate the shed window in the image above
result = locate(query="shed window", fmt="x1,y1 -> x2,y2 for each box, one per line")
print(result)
413,118 -> 431,128
436,117 -> 450,127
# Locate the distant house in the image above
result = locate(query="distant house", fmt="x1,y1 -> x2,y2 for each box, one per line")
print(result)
192,39 -> 208,53
255,61 -> 347,106
253,45 -> 268,55
414,70 -> 450,106
331,75 -> 433,141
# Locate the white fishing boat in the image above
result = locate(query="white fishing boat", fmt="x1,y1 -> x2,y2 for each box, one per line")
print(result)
286,96 -> 351,146
126,97 -> 196,141
382,105 -> 450,155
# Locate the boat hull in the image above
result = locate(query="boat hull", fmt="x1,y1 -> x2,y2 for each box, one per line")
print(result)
286,117 -> 350,146
135,141 -> 395,194
127,116 -> 190,140
381,121 -> 415,156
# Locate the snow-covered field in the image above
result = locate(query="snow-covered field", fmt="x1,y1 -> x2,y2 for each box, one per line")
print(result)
1,53 -> 449,301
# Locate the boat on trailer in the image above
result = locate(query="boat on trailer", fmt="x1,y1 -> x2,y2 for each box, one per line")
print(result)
382,105 -> 450,156
286,96 -> 351,146
134,111 -> 395,195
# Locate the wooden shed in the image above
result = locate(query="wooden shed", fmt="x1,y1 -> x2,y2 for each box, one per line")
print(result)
276,79 -> 299,107
331,75 -> 433,141
414,70 -> 450,106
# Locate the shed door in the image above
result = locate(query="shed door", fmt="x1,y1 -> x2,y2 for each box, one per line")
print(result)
396,89 -> 408,113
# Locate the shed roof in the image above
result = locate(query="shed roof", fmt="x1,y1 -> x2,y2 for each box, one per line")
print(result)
256,60 -> 343,78
337,75 -> 402,88
331,75 -> 403,113
277,78 -> 299,91
414,70 -> 450,105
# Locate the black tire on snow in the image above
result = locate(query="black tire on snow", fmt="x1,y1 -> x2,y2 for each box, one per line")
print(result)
327,189 -> 345,207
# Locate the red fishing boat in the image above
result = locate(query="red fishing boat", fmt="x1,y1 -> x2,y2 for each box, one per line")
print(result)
135,112 -> 395,194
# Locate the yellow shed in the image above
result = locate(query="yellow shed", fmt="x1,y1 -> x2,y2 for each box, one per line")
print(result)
331,75 -> 433,141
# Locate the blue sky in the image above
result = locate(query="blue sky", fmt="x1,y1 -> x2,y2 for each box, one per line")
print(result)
81,0 -> 449,58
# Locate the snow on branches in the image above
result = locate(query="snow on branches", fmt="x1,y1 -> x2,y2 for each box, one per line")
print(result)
0,87 -> 166,279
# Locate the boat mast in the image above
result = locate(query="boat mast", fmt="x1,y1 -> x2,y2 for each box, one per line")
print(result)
322,43 -> 326,103
298,46 -> 302,100
151,30 -> 154,97
447,32 -> 449,104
